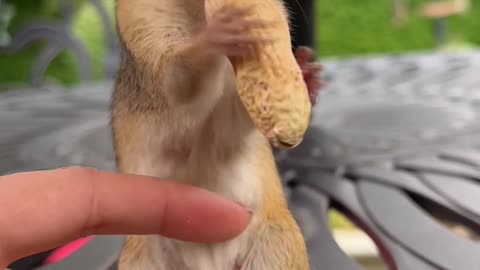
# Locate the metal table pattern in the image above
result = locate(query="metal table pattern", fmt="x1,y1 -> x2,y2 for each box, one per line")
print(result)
3,51 -> 480,270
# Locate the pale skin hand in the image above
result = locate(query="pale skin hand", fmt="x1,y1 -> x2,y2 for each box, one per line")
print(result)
0,167 -> 251,268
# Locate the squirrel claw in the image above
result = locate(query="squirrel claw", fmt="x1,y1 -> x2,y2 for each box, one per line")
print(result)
294,46 -> 324,107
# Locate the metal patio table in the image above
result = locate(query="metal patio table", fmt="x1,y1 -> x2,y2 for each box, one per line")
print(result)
3,51 -> 480,270
3,0 -> 480,269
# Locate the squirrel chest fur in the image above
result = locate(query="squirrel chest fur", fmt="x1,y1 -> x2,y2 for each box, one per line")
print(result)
110,0 -> 311,269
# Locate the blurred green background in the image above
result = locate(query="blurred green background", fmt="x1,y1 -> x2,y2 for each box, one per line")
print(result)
317,0 -> 479,57
0,0 -> 479,86
0,0 -> 115,86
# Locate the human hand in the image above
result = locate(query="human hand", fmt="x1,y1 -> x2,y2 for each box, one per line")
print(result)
0,167 -> 251,268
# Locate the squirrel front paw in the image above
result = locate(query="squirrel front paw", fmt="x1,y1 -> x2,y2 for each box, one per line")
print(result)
294,46 -> 325,106
196,4 -> 273,58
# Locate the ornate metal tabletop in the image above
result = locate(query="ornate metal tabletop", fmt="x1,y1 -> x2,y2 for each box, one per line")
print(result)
3,50 -> 480,270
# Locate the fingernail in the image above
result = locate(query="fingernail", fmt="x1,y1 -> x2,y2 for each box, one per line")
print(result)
236,202 -> 253,215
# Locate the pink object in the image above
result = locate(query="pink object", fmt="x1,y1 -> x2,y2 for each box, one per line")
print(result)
43,236 -> 94,265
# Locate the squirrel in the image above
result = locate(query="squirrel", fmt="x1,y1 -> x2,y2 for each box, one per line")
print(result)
110,0 -> 323,269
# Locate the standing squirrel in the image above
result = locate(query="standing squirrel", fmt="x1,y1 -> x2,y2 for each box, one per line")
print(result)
111,0 -> 323,269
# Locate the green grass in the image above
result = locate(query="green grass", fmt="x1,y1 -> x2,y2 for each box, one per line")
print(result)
0,0 -> 114,87
71,0 -> 116,81
317,0 -> 434,57
329,210 -> 357,230
317,0 -> 480,58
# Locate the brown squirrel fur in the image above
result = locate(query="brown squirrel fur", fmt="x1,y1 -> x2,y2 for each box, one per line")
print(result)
110,0 -> 321,269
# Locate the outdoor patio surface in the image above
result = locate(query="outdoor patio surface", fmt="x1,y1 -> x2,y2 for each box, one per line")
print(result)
2,50 -> 480,270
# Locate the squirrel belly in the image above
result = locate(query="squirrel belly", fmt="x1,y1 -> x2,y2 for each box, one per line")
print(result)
112,0 -> 311,269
